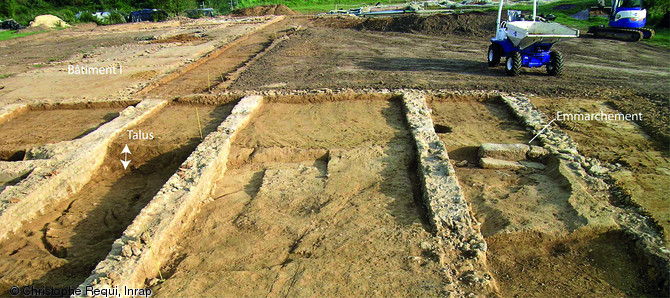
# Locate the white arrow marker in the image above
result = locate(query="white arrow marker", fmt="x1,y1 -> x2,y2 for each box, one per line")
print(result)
121,144 -> 132,170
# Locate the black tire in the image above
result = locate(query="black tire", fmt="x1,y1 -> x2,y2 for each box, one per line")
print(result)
487,44 -> 501,67
546,50 -> 564,76
505,51 -> 521,76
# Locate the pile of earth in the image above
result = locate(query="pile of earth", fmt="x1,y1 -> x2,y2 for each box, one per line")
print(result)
356,12 -> 496,37
312,15 -> 365,29
29,15 -> 70,29
150,33 -> 205,44
232,4 -> 299,16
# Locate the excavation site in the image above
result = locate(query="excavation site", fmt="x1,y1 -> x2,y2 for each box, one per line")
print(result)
0,5 -> 667,297
151,95 -> 448,296
0,101 -> 237,293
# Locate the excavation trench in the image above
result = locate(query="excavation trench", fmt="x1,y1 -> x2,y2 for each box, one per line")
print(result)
0,102 -> 236,294
0,103 -> 134,161
145,17 -> 307,97
151,94 -> 444,296
530,96 -> 670,246
428,95 -> 659,296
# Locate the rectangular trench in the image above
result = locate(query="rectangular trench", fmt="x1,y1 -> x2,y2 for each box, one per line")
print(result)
529,96 -> 670,246
427,95 -> 659,296
0,102 -> 132,161
149,94 -> 447,296
0,101 -> 237,294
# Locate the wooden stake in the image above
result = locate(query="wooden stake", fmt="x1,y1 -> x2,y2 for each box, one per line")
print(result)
196,107 -> 203,140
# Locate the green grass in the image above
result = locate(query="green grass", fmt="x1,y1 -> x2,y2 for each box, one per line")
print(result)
0,30 -> 44,41
0,74 -> 14,79
648,28 -> 670,46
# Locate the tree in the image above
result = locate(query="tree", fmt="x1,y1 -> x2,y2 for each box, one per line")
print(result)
0,0 -> 18,18
149,0 -> 196,14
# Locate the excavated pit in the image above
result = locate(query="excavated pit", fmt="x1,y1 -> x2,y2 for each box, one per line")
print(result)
150,94 -> 446,296
530,96 -> 670,246
428,95 -> 659,296
0,103 -> 133,161
0,101 -> 237,294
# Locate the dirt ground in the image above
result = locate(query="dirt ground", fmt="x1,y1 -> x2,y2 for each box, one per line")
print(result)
151,96 -> 451,296
0,11 -> 667,297
0,17 -> 270,102
233,4 -> 298,16
428,96 -> 659,296
146,17 -> 309,97
487,229 -> 656,297
0,29 -> 151,78
233,14 -> 669,145
239,13 -> 668,99
0,103 -> 234,294
530,96 -> 670,246
0,106 -> 125,160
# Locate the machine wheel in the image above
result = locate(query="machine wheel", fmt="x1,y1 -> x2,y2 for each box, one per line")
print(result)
546,51 -> 564,76
640,28 -> 655,39
505,51 -> 521,76
487,44 -> 501,67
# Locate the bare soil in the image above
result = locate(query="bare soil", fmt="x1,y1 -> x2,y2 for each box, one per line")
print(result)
356,12 -> 495,38
0,103 -> 235,293
0,106 -> 124,160
488,229 -> 658,297
233,17 -> 669,146
428,96 -> 658,296
145,17 -> 308,97
232,4 -> 299,17
152,96 -> 449,296
238,16 -> 668,98
0,18 -> 267,102
530,96 -> 670,246
0,13 -> 667,296
149,33 -> 206,44
0,29 -> 153,77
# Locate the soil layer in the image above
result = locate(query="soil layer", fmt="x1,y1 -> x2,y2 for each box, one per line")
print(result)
0,107 -> 123,160
530,96 -> 670,246
152,97 -> 448,296
146,17 -> 307,97
488,229 -> 657,296
428,96 -> 657,296
0,103 -> 235,294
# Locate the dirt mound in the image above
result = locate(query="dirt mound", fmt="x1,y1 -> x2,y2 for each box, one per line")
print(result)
29,15 -> 70,29
313,15 -> 365,29
20,24 -> 52,33
356,12 -> 496,37
150,33 -> 204,44
232,4 -> 298,16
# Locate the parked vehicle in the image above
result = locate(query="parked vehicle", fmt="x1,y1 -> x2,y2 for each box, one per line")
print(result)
487,0 -> 579,76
